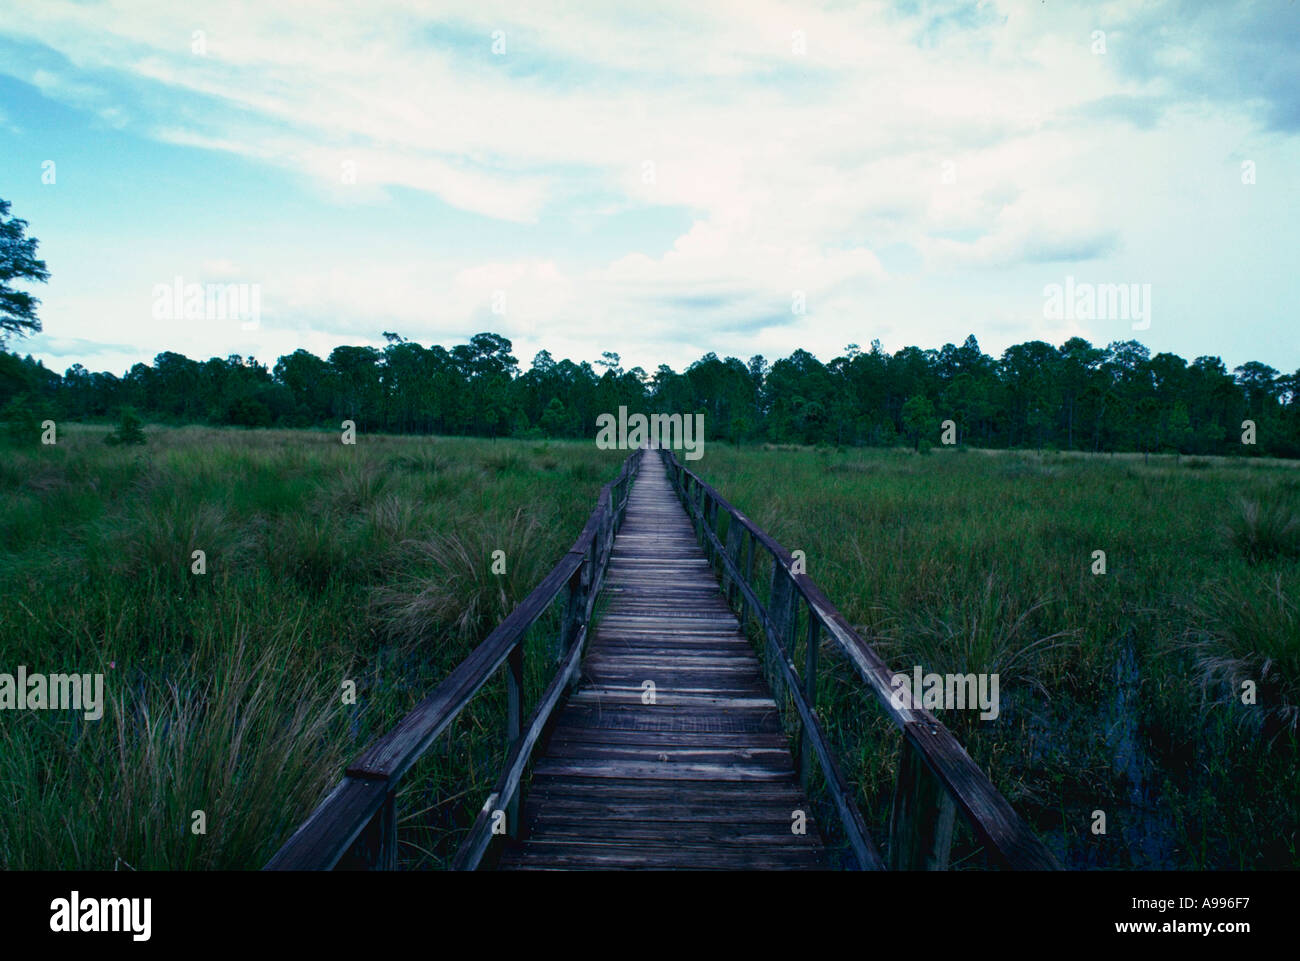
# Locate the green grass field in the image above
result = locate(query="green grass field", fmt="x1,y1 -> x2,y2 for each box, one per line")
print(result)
2,428 -> 1296,869
0,426 -> 621,869
696,444 -> 1300,868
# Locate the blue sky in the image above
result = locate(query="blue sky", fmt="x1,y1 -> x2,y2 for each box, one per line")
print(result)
1,0 -> 1297,378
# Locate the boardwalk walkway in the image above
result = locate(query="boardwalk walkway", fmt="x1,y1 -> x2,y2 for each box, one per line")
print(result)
499,455 -> 827,869
268,447 -> 1056,871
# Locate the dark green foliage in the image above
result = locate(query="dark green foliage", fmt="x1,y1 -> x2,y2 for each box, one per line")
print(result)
901,394 -> 936,452
0,392 -> 55,445
104,406 -> 147,445
0,198 -> 49,340
3,329 -> 1299,458
1224,497 -> 1300,563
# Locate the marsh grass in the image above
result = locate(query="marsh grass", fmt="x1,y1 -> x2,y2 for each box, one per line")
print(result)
371,508 -> 550,645
0,426 -> 621,869
694,444 -> 1300,868
1191,573 -> 1300,740
1223,497 -> 1300,564
6,427 -> 1296,870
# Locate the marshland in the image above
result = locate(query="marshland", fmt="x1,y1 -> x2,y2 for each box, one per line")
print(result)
1,426 -> 1295,869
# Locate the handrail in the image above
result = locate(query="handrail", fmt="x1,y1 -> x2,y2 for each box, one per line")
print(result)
265,447 -> 645,870
657,448 -> 1058,871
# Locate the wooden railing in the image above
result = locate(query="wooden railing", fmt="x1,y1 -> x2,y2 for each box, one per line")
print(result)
658,448 -> 1058,871
265,448 -> 645,870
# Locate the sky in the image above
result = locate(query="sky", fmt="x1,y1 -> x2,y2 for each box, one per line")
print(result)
0,0 -> 1297,379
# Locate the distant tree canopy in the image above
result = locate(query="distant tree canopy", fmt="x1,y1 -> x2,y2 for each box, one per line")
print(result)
0,198 -> 50,341
3,331 -> 1298,457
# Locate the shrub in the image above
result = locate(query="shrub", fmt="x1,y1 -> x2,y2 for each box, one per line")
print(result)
105,407 -> 147,446
1,393 -> 56,445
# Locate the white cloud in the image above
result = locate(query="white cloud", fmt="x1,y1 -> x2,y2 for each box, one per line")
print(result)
3,0 -> 1297,372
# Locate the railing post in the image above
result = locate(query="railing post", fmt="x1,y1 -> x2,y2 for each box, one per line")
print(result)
889,733 -> 957,870
768,560 -> 795,658
559,564 -> 581,665
590,499 -> 609,614
700,493 -> 710,561
563,555 -> 588,692
702,491 -> 712,559
337,786 -> 397,870
505,644 -> 523,838
723,518 -> 742,607
743,531 -> 756,628
800,616 -> 819,792
712,502 -> 722,568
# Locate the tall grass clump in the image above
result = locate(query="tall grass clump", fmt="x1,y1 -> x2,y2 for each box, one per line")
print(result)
371,508 -> 550,645
1223,497 -> 1300,563
1189,573 -> 1300,741
892,571 -> 1076,696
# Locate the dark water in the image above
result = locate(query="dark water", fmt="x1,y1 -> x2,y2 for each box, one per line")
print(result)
1101,627 -> 1177,868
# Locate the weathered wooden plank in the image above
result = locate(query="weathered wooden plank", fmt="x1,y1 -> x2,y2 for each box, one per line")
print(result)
592,629 -> 751,642
264,777 -> 389,870
499,839 -> 826,870
896,720 -> 1056,870
525,793 -> 808,812
889,733 -> 956,871
554,698 -> 779,717
540,742 -> 793,764
450,621 -> 591,871
522,801 -> 807,824
547,728 -> 790,749
522,820 -> 825,845
347,534 -> 588,783
582,654 -> 762,669
500,456 -> 832,870
586,648 -> 756,661
568,690 -> 777,710
531,759 -> 793,781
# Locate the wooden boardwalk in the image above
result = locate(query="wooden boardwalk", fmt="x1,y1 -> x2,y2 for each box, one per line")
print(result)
268,446 -> 1056,872
499,455 -> 827,870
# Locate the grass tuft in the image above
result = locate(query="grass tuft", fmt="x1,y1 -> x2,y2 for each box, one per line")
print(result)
1223,497 -> 1300,563
1189,573 -> 1300,741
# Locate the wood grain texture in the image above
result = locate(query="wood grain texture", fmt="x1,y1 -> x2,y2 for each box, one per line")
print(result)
499,456 -> 828,871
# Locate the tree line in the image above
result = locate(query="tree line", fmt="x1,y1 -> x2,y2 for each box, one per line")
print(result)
2,330 -> 1298,456
1,196 -> 1295,455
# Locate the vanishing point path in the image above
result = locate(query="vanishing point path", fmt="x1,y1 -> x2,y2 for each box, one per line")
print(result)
499,455 -> 827,869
